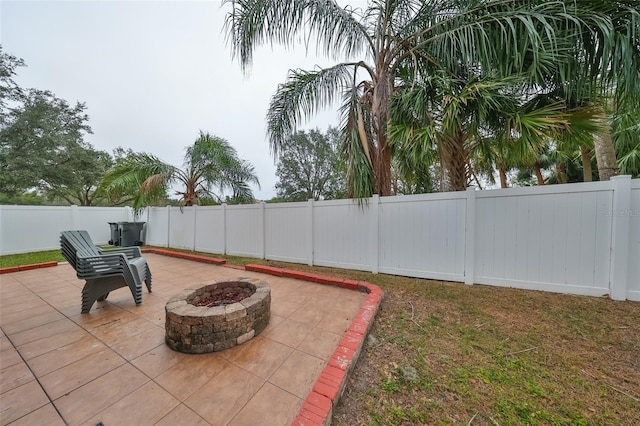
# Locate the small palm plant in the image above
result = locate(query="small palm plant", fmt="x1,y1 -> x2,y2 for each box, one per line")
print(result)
101,131 -> 260,214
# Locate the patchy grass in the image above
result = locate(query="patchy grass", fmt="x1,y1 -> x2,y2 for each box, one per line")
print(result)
0,249 -> 64,268
3,248 -> 639,424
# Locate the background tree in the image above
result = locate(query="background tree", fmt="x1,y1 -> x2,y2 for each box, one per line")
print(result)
274,127 -> 346,201
0,47 -> 113,205
227,1 -> 640,196
225,0 -> 631,197
100,131 -> 260,213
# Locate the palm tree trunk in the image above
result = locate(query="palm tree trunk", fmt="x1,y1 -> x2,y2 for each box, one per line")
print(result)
580,145 -> 593,182
442,131 -> 468,191
372,69 -> 393,196
593,123 -> 619,181
555,163 -> 568,184
499,167 -> 508,188
534,161 -> 545,185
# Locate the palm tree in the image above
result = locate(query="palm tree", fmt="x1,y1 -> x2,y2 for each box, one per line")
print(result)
225,0 -> 631,196
100,131 -> 260,213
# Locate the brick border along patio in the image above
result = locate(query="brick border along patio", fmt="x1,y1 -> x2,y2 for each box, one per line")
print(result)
1,248 -> 383,426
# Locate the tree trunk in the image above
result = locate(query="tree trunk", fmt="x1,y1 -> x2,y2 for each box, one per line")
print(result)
499,167 -> 508,188
371,67 -> 393,196
593,121 -> 619,181
441,131 -> 468,191
375,134 -> 392,196
534,161 -> 545,185
580,145 -> 593,182
555,163 -> 567,184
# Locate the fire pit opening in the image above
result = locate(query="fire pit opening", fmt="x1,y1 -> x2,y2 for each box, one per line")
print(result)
165,278 -> 270,354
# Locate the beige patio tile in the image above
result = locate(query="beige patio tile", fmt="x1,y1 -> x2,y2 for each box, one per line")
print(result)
261,318 -> 312,348
1,308 -> 63,334
0,361 -> 35,394
5,403 -> 66,426
9,318 -> 81,347
228,382 -> 302,426
184,364 -> 265,425
0,380 -> 50,425
154,352 -> 229,401
85,381 -> 179,426
269,350 -> 326,399
39,348 -> 125,400
297,327 -> 342,361
54,363 -> 149,425
227,336 -> 293,380
155,403 -> 211,426
18,327 -> 88,360
26,333 -> 107,377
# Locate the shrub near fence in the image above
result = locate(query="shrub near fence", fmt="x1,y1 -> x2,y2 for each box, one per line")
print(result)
1,177 -> 638,300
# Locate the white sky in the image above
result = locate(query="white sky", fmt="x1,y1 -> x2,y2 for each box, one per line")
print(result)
0,0 -> 352,200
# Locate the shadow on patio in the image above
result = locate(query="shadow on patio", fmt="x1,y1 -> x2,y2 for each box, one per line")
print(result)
0,253 -> 373,425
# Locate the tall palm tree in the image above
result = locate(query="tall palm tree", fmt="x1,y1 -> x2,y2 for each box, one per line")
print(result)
100,131 -> 260,213
547,0 -> 640,181
225,0 -> 629,196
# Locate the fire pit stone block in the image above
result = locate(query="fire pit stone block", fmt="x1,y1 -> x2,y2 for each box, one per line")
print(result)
165,277 -> 270,354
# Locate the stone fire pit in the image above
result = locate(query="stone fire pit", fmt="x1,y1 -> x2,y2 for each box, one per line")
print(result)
165,278 -> 270,354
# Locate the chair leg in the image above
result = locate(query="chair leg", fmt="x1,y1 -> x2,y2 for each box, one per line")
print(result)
81,277 -> 129,313
145,264 -> 152,293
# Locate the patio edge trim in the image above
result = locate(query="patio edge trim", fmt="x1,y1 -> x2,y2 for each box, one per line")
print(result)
245,263 -> 383,426
0,261 -> 58,274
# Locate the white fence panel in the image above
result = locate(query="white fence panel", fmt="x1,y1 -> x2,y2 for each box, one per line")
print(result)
627,183 -> 640,301
0,205 -> 130,254
167,207 -> 196,250
378,193 -> 466,281
313,199 -> 373,271
1,206 -> 72,254
264,202 -> 309,263
474,183 -> 612,296
226,204 -> 263,258
194,206 -> 226,254
146,207 -> 169,247
75,207 -> 131,244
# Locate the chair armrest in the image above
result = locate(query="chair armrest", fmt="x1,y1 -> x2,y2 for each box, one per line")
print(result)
76,251 -> 129,277
100,246 -> 142,259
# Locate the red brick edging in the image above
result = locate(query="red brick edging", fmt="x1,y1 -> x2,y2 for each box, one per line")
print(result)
244,264 -> 383,426
0,261 -> 59,274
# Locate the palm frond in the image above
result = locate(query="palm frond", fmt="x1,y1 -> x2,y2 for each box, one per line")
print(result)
224,0 -> 372,71
267,63 -> 354,155
339,85 -> 375,198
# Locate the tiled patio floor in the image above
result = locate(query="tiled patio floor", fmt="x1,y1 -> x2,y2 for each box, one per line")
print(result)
0,254 -> 368,425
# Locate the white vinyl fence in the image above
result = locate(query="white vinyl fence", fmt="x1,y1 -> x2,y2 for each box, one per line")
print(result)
1,176 -> 638,301
0,205 -> 133,254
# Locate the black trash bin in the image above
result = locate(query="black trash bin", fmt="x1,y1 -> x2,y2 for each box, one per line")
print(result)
108,222 -> 120,246
118,222 -> 146,246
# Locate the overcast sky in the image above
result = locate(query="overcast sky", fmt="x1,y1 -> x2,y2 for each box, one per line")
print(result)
1,0 -> 350,200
